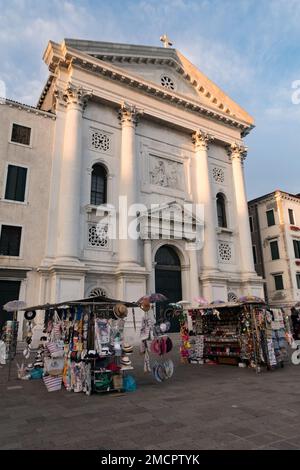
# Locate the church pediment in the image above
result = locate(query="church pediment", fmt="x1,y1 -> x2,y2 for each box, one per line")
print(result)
61,39 -> 253,124
40,38 -> 253,133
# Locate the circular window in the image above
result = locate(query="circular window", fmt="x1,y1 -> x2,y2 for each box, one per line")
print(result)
160,75 -> 175,90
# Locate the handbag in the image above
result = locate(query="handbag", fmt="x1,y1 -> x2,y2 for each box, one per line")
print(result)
44,357 -> 64,376
46,341 -> 64,357
43,374 -> 62,392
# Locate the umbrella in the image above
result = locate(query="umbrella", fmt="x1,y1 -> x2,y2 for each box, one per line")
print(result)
138,293 -> 168,304
194,296 -> 208,305
210,300 -> 226,306
3,300 -> 27,312
238,296 -> 265,304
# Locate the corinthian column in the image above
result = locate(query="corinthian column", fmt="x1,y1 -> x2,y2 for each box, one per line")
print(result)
118,103 -> 142,267
229,143 -> 255,274
192,130 -> 218,272
56,84 -> 92,261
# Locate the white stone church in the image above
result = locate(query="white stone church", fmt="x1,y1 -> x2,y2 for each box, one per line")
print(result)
0,37 -> 263,338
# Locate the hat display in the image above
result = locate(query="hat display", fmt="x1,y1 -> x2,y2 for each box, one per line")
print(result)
165,336 -> 173,354
164,359 -> 174,379
140,299 -> 151,312
24,310 -> 36,321
122,343 -> 133,354
106,362 -> 121,372
152,359 -> 174,382
113,303 -> 128,320
150,339 -> 161,355
121,355 -> 132,366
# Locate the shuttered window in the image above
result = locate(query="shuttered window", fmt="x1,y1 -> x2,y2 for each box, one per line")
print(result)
0,225 -> 22,256
5,165 -> 27,202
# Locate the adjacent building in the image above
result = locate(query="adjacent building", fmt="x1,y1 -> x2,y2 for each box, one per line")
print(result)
249,190 -> 300,307
0,38 -> 263,339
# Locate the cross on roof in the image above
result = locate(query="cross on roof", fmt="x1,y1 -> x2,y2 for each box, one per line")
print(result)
160,34 -> 173,48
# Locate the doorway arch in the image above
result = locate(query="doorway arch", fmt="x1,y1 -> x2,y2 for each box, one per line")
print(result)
155,245 -> 182,332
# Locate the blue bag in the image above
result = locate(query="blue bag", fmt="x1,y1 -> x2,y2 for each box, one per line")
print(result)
30,368 -> 43,380
123,375 -> 137,392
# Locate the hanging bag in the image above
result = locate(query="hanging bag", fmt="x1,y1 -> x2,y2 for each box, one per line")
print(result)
44,357 -> 64,376
43,374 -> 63,392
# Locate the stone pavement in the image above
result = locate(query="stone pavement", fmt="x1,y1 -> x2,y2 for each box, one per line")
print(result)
1,338 -> 300,450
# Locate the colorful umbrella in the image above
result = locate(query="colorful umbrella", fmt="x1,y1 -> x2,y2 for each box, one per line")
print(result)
138,293 -> 168,304
210,300 -> 226,306
238,296 -> 265,304
194,296 -> 208,305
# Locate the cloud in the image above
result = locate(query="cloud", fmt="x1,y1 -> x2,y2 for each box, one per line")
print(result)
0,0 -> 299,199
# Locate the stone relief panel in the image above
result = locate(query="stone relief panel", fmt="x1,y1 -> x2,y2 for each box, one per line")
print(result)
149,155 -> 184,191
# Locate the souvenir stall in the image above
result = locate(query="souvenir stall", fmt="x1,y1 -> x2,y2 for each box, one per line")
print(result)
138,295 -> 174,383
17,294 -> 138,394
186,298 -> 290,372
291,303 -> 300,340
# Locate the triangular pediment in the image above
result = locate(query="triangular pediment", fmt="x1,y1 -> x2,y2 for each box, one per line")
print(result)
40,38 -> 253,129
61,39 -> 253,124
139,201 -> 203,241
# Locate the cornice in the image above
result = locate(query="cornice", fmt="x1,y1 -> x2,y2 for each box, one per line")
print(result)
63,39 -> 253,125
249,191 -> 300,206
72,55 -> 251,135
3,98 -> 56,119
40,43 -> 253,136
37,74 -> 55,109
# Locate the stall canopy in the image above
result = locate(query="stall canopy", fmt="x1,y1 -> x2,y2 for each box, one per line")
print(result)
21,295 -> 138,311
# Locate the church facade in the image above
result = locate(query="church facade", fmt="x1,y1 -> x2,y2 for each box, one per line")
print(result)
0,38 -> 263,340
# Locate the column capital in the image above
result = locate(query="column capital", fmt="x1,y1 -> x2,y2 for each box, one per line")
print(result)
118,102 -> 143,126
192,130 -> 214,151
227,142 -> 247,162
54,83 -> 92,110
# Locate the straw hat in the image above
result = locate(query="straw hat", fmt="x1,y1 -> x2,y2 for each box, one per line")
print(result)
113,303 -> 128,319
140,299 -> 151,312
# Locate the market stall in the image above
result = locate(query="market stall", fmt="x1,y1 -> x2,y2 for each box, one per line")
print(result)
10,294 -> 138,394
161,298 -> 291,373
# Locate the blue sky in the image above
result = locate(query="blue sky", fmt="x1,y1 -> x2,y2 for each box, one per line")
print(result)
0,0 -> 299,199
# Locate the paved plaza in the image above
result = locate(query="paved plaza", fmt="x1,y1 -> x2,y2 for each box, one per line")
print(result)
1,339 -> 300,450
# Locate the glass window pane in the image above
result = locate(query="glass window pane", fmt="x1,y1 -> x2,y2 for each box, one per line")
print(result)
11,124 -> 31,145
266,210 -> 275,227
293,240 -> 300,259
90,165 -> 107,205
289,209 -> 295,225
5,165 -> 27,201
270,240 -> 280,260
0,225 -> 22,256
274,274 -> 284,290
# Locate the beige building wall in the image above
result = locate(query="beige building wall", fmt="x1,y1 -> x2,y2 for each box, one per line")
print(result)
250,191 -> 300,307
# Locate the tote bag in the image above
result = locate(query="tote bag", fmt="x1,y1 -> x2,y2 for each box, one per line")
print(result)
43,375 -> 62,392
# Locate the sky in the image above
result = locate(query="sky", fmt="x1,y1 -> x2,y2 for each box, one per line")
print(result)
0,0 -> 299,199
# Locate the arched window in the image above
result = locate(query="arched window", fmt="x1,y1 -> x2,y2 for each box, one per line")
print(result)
91,164 -> 107,206
216,193 -> 227,228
